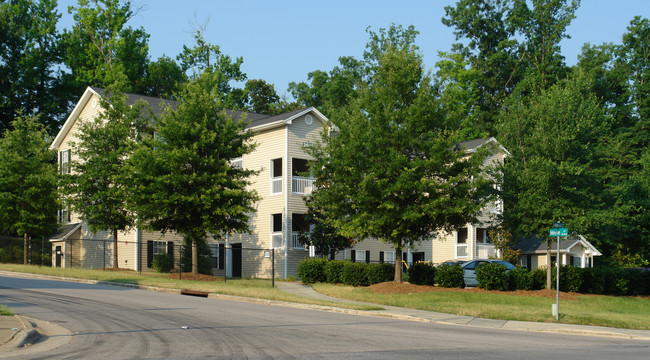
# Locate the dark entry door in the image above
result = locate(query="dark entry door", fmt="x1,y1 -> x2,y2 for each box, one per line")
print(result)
55,246 -> 62,267
231,243 -> 242,278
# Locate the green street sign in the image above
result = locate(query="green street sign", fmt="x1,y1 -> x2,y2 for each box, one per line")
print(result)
553,222 -> 565,228
549,228 -> 568,237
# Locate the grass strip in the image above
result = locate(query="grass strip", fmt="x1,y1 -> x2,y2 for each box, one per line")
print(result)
311,283 -> 650,330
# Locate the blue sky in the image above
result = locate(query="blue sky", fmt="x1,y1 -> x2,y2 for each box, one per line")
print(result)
56,0 -> 649,99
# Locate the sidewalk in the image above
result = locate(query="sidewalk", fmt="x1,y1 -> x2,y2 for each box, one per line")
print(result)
274,281 -> 650,341
0,314 -> 37,351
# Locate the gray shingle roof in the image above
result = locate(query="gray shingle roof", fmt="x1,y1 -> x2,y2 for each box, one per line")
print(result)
91,87 -> 309,129
514,236 -> 583,253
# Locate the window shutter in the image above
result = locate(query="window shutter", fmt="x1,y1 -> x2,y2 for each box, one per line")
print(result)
365,250 -> 370,264
218,244 -> 225,270
379,251 -> 384,263
351,250 -> 356,262
147,241 -> 153,268
526,255 -> 532,271
167,242 -> 174,268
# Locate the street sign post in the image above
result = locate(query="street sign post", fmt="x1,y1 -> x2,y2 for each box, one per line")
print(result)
549,225 -> 568,321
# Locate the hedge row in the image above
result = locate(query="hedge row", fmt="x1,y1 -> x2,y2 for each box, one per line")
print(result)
297,258 -> 394,286
406,261 -> 650,296
407,263 -> 464,288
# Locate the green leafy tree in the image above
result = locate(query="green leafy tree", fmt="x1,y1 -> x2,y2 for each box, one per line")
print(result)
288,56 -> 364,117
0,112 -> 58,264
61,80 -> 147,268
180,233 -> 212,275
498,74 -> 607,287
61,0 -> 150,93
140,55 -> 187,98
309,25 -> 492,282
241,79 -> 280,114
298,198 -> 355,258
177,28 -> 246,108
129,68 -> 259,275
441,0 -> 580,135
0,0 -> 68,135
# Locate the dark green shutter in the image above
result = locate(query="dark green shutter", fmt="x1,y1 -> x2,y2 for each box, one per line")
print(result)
147,241 -> 153,268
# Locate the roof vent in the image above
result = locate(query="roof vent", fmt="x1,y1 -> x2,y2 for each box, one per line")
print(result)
305,114 -> 313,125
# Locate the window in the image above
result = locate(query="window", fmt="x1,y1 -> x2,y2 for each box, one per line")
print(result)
292,158 -> 309,176
476,228 -> 491,243
571,256 -> 582,267
60,149 -> 71,174
147,241 -> 173,268
382,251 -> 396,264
58,207 -> 70,224
271,213 -> 283,248
456,228 -> 468,258
271,158 -> 282,195
355,250 -> 366,263
230,157 -> 242,169
292,158 -> 314,194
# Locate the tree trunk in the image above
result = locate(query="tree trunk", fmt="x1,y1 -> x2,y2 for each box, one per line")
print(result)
192,237 -> 199,275
546,238 -> 552,290
394,244 -> 403,283
113,229 -> 119,269
23,233 -> 27,265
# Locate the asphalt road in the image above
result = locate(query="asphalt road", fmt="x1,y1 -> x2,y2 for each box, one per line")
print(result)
0,274 -> 648,360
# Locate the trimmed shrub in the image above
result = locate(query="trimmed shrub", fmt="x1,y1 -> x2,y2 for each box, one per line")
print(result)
324,260 -> 347,284
557,265 -> 583,293
407,262 -> 436,286
622,268 -> 647,296
340,262 -> 369,286
435,264 -> 464,288
297,258 -> 327,284
508,267 -> 531,290
475,263 -> 508,291
152,253 -> 174,273
366,263 -> 394,285
529,267 -> 547,290
580,267 -> 605,294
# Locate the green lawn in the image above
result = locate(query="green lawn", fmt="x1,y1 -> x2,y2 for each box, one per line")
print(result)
311,283 -> 650,330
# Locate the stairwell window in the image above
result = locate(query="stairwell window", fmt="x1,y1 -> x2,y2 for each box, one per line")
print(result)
270,158 -> 282,195
60,149 -> 71,174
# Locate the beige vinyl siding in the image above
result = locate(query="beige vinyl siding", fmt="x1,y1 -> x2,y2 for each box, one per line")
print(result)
431,231 -> 457,264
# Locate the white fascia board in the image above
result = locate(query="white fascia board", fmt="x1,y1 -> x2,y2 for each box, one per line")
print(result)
247,107 -> 333,133
466,137 -> 511,157
50,87 -> 101,150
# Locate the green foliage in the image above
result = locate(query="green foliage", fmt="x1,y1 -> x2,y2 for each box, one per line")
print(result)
499,74 -> 607,241
129,68 -> 259,274
475,262 -> 508,291
309,24 -> 493,283
558,265 -> 584,293
435,264 -> 465,288
152,253 -> 174,273
366,263 -> 394,285
180,234 -> 212,275
0,305 -> 14,316
141,55 -> 187,97
340,262 -> 369,287
62,0 -> 150,93
529,267 -> 547,290
323,260 -> 347,284
508,267 -> 531,290
297,258 -> 328,284
61,83 -> 145,268
0,113 -> 58,243
407,262 -> 436,286
0,0 -> 67,134
298,198 -> 354,258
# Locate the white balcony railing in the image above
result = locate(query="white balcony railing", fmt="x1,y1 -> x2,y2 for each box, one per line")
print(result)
456,244 -> 468,258
478,244 -> 496,258
291,232 -> 307,249
292,176 -> 315,195
271,177 -> 282,195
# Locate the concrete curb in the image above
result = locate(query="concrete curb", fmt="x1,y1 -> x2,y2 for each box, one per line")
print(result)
3,316 -> 39,350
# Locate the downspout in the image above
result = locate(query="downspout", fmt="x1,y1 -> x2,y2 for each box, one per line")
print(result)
134,226 -> 140,272
284,125 -> 289,279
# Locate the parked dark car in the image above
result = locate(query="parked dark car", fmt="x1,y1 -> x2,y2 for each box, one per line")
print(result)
461,259 -> 516,287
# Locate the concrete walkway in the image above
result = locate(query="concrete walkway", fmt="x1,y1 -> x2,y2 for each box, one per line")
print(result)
274,281 -> 650,341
